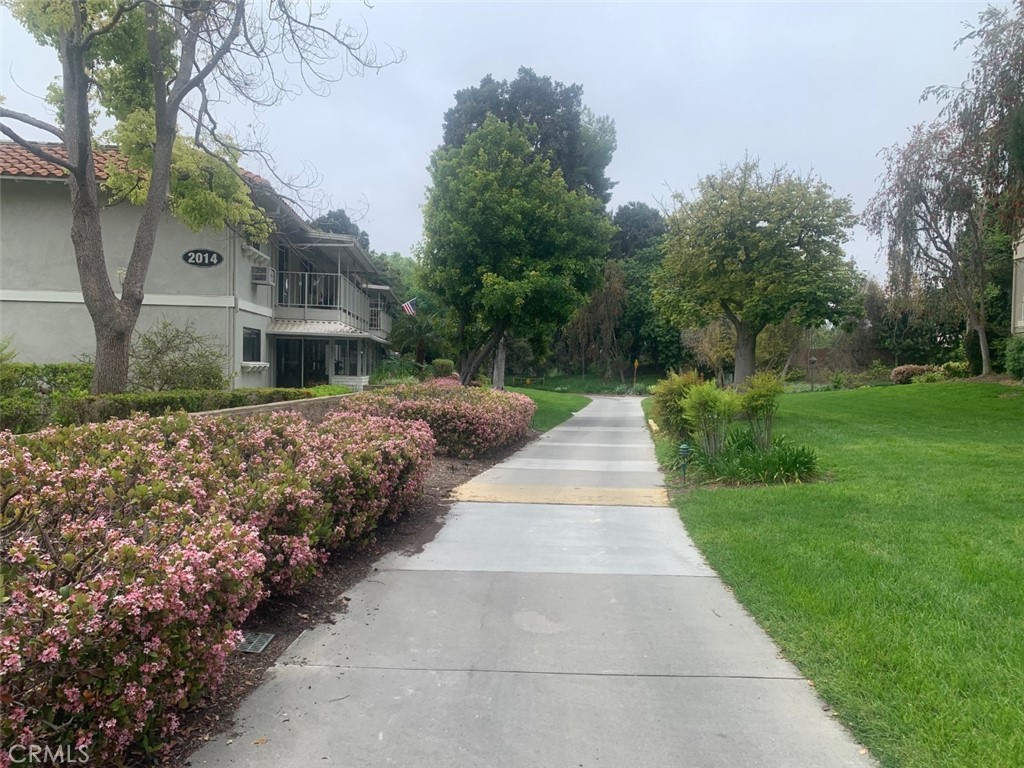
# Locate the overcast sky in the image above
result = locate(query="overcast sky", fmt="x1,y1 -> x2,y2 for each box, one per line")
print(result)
0,1 -> 1005,276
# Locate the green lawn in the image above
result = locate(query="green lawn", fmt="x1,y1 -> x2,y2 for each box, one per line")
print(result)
507,372 -> 660,394
509,387 -> 590,432
650,383 -> 1024,768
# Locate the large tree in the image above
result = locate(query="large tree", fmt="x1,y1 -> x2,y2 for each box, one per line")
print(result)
311,208 -> 370,251
561,260 -> 629,380
441,66 -> 616,203
610,201 -> 667,260
422,115 -> 613,385
0,1 -> 396,392
608,202 -> 685,369
923,4 -> 1024,230
864,123 -> 997,373
866,4 -> 1024,373
654,159 -> 861,383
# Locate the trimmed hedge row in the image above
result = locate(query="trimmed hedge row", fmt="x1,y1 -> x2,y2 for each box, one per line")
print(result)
51,387 -> 315,426
0,411 -> 434,764
0,363 -> 97,433
339,378 -> 536,458
0,391 -> 45,434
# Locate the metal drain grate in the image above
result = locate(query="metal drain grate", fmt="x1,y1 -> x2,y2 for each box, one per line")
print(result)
237,631 -> 275,654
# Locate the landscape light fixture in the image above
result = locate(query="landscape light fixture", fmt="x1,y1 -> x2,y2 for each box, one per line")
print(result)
678,443 -> 692,483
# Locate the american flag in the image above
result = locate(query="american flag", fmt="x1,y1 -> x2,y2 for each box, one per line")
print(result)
401,297 -> 417,316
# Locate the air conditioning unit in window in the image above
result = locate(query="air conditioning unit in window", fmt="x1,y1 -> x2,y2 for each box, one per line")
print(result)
251,266 -> 276,286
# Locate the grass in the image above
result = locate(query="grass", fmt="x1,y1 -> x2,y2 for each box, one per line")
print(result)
307,384 -> 352,397
509,386 -> 590,432
646,382 -> 1024,768
507,372 -> 660,394
641,396 -> 680,469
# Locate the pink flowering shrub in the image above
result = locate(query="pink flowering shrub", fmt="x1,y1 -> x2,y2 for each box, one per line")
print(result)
0,424 -> 266,765
0,410 -> 433,764
339,381 -> 536,458
314,413 -> 435,544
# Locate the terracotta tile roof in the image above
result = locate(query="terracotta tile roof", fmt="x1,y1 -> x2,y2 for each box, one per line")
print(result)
0,141 -> 269,185
0,142 -> 125,180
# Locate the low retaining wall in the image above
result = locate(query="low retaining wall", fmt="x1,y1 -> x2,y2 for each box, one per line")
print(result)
191,393 -> 354,424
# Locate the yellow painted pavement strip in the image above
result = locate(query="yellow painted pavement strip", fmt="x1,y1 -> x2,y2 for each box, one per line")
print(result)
451,482 -> 669,507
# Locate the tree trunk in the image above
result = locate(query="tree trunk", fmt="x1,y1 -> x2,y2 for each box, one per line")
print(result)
733,322 -> 758,385
415,339 -> 426,365
93,322 -> 134,393
975,323 -> 993,376
491,334 -> 507,390
460,326 -> 504,385
965,305 -> 993,376
780,349 -> 795,379
59,14 -> 174,394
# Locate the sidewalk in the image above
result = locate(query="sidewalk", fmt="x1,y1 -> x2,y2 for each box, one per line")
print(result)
190,396 -> 874,767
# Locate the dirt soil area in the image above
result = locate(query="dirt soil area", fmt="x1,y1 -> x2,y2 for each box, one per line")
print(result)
148,433 -> 537,767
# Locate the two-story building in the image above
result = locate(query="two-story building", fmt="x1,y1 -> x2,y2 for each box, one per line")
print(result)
0,142 -> 394,389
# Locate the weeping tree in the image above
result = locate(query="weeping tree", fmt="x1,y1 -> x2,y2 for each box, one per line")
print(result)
865,124 -> 996,373
867,4 -> 1024,375
923,4 -> 1024,230
561,260 -> 629,380
0,0 -> 398,393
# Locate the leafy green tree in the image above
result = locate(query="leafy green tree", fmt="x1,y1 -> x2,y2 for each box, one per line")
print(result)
441,67 -> 616,203
654,159 -> 861,383
610,201 -> 666,260
422,115 -> 613,384
0,1 -> 396,393
865,277 -> 964,366
369,251 -> 419,303
311,208 -> 370,251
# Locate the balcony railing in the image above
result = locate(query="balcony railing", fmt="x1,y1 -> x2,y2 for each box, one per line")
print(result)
277,271 -> 370,330
369,307 -> 392,335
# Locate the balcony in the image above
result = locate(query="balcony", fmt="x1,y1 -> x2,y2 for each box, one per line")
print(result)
275,271 -> 370,331
369,306 -> 393,335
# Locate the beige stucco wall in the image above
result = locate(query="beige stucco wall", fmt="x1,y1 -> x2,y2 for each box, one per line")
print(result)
0,178 -> 240,294
0,178 -> 274,387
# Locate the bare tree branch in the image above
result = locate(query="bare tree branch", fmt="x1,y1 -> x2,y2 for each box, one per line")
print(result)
169,0 -> 245,112
0,107 -> 65,140
0,124 -> 75,172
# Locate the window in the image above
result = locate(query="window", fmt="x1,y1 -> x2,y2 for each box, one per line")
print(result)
243,328 -> 261,362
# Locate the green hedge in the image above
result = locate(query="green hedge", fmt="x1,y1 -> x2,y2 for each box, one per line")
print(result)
0,390 -> 45,433
0,362 -> 94,396
51,388 -> 315,426
1006,336 -> 1024,380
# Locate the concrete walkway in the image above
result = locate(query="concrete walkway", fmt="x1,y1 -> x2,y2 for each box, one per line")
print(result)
191,397 -> 873,768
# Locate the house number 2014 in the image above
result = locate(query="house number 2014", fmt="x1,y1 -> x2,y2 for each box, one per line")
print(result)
182,249 -> 224,267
